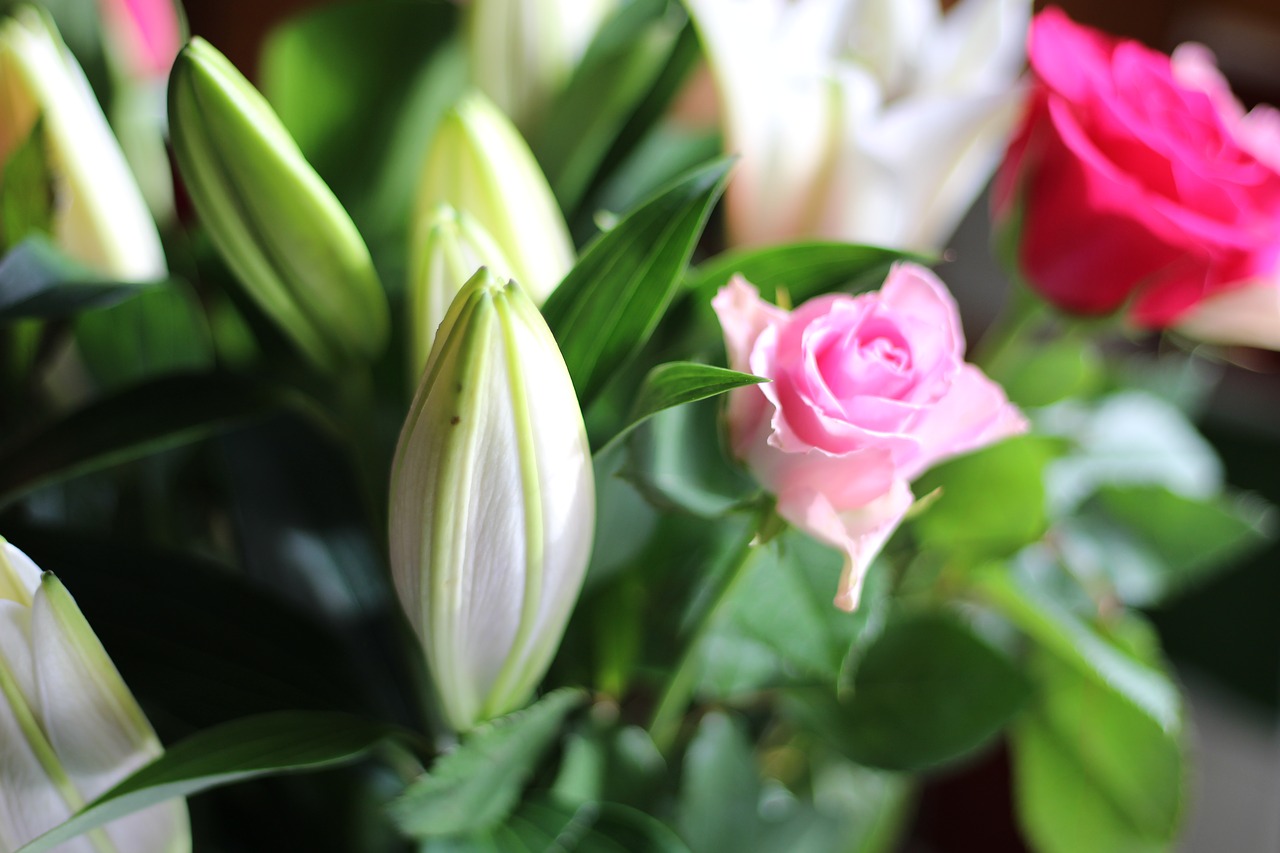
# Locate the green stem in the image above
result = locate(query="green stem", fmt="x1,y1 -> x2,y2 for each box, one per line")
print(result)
647,517 -> 761,753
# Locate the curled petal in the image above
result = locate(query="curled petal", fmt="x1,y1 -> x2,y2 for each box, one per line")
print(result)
776,478 -> 914,612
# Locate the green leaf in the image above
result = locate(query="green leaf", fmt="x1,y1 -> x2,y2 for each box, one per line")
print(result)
0,373 -> 308,507
975,568 -> 1181,733
542,158 -> 731,406
18,711 -> 411,853
677,713 -> 761,853
675,712 -> 899,853
912,436 -> 1060,560
622,395 -> 759,517
595,361 -> 764,453
1,118 -> 53,251
553,723 -> 666,809
588,127 -> 722,231
0,236 -> 156,320
1012,648 -> 1184,853
389,689 -> 586,838
1061,486 -> 1272,607
999,337 -> 1103,408
536,0 -> 683,214
420,798 -> 690,852
1096,486 -> 1271,587
698,529 -> 882,698
833,612 -> 1030,771
260,0 -> 458,223
685,242 -> 924,304
1040,391 -> 1222,515
74,282 -> 215,391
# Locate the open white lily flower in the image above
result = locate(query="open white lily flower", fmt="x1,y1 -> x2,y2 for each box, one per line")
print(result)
686,0 -> 1030,252
0,539 -> 190,853
0,8 -> 166,280
389,269 -> 594,732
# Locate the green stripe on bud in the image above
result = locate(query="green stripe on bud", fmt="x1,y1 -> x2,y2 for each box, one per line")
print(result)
413,92 -> 573,308
168,37 -> 389,373
389,269 -> 593,731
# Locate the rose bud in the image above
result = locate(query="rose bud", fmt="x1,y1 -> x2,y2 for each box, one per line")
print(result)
0,539 -> 190,852
412,92 -> 573,307
686,0 -> 1031,252
389,269 -> 594,731
407,203 -> 513,380
713,263 -> 1026,611
0,8 -> 165,280
993,8 -> 1280,347
466,0 -> 616,134
169,38 -> 390,372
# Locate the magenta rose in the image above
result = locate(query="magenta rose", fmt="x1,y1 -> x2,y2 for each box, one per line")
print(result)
713,263 -> 1025,611
993,7 -> 1280,332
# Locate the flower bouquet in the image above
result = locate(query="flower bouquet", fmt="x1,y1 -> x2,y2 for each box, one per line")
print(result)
0,0 -> 1276,850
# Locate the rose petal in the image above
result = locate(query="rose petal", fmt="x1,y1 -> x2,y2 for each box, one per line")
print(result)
776,478 -> 914,611
904,363 -> 1027,479
877,263 -> 966,357
712,277 -> 787,456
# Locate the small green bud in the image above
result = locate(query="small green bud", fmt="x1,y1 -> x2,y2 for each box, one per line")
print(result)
389,269 -> 594,731
414,92 -> 573,308
407,203 -> 513,380
168,37 -> 389,372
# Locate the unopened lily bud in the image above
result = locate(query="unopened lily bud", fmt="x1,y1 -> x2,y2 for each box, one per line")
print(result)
389,269 -> 594,732
0,539 -> 190,852
407,204 -> 513,380
467,0 -> 616,133
414,92 -> 573,306
0,7 -> 165,280
169,38 -> 389,372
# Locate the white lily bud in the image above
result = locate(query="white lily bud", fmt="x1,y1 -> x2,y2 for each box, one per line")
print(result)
0,539 -> 190,853
389,269 -> 594,732
407,204 -> 513,380
413,92 -> 573,307
466,0 -> 616,133
0,8 -> 166,280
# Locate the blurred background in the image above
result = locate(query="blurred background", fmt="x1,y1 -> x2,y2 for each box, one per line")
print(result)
20,0 -> 1280,849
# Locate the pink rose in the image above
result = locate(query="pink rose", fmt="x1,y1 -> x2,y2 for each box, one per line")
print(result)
97,0 -> 182,79
713,263 -> 1025,611
993,7 -> 1280,333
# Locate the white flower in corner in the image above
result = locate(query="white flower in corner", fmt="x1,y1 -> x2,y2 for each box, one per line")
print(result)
0,8 -> 166,280
389,269 -> 594,732
0,539 -> 190,853
685,0 -> 1030,252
